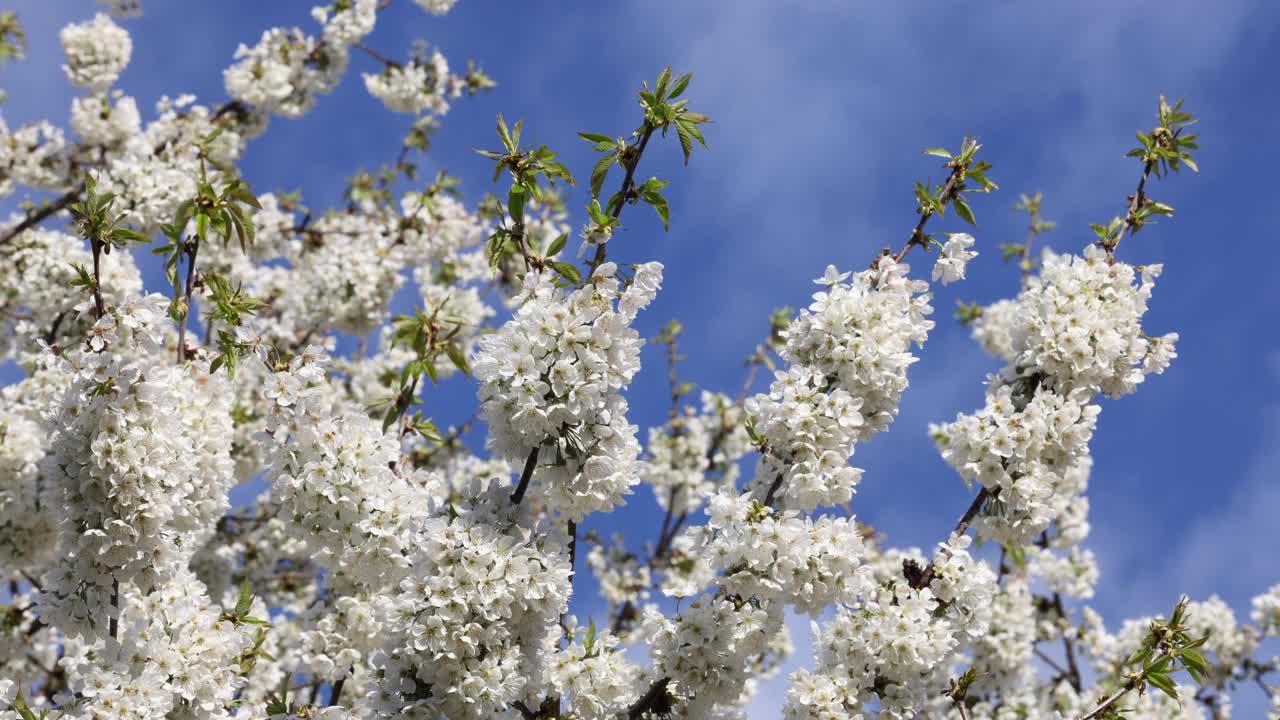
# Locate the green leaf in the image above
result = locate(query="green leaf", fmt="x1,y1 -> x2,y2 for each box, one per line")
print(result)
953,197 -> 976,226
507,185 -> 527,225
444,343 -> 470,376
656,66 -> 672,99
669,72 -> 692,100
584,618 -> 598,656
229,186 -> 263,210
590,154 -> 617,200
923,147 -> 953,159
675,121 -> 695,165
647,190 -> 670,230
381,403 -> 399,434
235,580 -> 253,617
1179,648 -> 1209,675
195,212 -> 210,242
1147,671 -> 1179,700
109,227 -> 151,244
578,132 -> 613,144
496,113 -> 513,152
551,261 -> 582,285
13,695 -> 38,720
546,232 -> 569,257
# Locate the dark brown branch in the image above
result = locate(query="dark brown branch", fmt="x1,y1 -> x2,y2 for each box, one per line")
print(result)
1054,592 -> 1084,692
905,487 -> 995,590
510,446 -> 541,505
328,677 -> 346,707
627,677 -> 673,719
176,239 -> 199,362
0,181 -> 85,247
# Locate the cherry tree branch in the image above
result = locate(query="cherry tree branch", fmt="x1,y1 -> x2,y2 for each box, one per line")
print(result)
585,123 -> 656,276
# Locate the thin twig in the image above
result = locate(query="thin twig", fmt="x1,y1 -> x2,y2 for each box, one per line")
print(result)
176,239 -> 199,362
586,123 -> 657,276
888,170 -> 964,264
1105,159 -> 1155,262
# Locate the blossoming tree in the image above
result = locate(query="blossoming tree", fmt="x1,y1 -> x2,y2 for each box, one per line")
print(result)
0,3 -> 1277,720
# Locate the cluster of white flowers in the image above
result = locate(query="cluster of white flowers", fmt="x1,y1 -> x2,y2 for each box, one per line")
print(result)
0,408 -> 58,573
585,534 -> 651,610
0,120 -> 72,194
95,95 -> 245,232
550,621 -> 642,719
473,261 -> 662,520
293,213 -> 404,336
932,383 -> 1099,544
69,92 -> 141,147
55,568 -> 254,720
932,232 -> 978,285
299,593 -> 383,685
969,296 -> 1021,362
782,257 -> 934,438
1019,246 -> 1178,398
311,0 -> 377,48
642,391 -> 748,517
642,595 -> 782,717
967,577 -> 1038,706
60,13 -> 132,92
0,226 -> 142,359
224,27 -> 349,118
745,366 -> 866,510
791,584 -> 957,719
689,492 -> 868,614
368,515 -> 571,720
364,49 -> 458,114
745,256 -> 937,510
1028,545 -> 1099,599
1252,583 -> 1280,636
785,534 -> 996,718
257,348 -> 428,592
40,295 -> 235,640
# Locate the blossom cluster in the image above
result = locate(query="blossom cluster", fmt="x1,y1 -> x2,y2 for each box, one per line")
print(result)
473,261 -> 663,520
256,348 -> 428,592
40,295 -> 235,641
642,390 -> 750,517
368,514 -> 571,720
785,534 -> 996,718
60,13 -> 132,92
364,47 -> 459,114
688,492 -> 868,614
744,252 -> 942,510
2,6 -> 1276,720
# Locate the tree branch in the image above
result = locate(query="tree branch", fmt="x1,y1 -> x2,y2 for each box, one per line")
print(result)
586,123 -> 656,276
510,446 -> 540,505
0,181 -> 85,247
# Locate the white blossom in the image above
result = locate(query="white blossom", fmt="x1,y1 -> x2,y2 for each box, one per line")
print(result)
60,13 -> 133,92
932,232 -> 977,285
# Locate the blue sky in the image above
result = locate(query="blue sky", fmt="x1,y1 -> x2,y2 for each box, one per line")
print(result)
4,0 -> 1280,713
